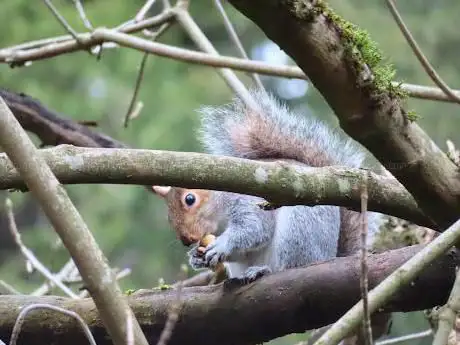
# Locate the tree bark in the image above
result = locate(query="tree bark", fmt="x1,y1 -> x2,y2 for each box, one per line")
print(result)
0,245 -> 457,345
227,0 -> 460,229
0,145 -> 433,228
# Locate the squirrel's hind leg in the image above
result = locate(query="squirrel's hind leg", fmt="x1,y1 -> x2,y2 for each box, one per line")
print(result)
243,265 -> 272,281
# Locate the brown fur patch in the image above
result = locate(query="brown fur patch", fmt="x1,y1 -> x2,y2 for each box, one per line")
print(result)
230,110 -> 333,166
338,208 -> 362,256
165,188 -> 213,246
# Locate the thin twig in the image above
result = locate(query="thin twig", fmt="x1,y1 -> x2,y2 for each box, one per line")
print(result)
5,198 -> 79,299
43,0 -> 82,44
0,97 -> 149,345
432,266 -> 460,345
124,53 -> 149,128
360,174 -> 373,345
385,0 -> 460,104
1,29 -> 459,104
124,20 -> 173,128
213,0 -> 264,89
0,10 -> 174,65
78,268 -> 132,298
68,28 -> 308,77
65,267 -> 131,284
312,218 -> 460,345
173,5 -> 256,109
0,280 -> 20,295
6,35 -> 78,51
375,329 -> 432,345
89,29 -> 460,105
9,303 -> 97,345
156,265 -> 187,345
294,326 -> 333,345
136,0 -> 158,22
72,0 -> 93,30
31,258 -> 77,296
399,82 -> 460,103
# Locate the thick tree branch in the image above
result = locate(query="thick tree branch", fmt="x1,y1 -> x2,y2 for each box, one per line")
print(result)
1,88 -> 432,228
313,215 -> 460,345
0,245 -> 456,345
0,145 -> 434,228
227,0 -> 460,230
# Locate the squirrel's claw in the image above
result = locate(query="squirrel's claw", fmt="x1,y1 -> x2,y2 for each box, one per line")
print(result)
224,265 -> 272,289
203,240 -> 229,269
187,247 -> 207,270
242,265 -> 271,282
189,255 -> 207,270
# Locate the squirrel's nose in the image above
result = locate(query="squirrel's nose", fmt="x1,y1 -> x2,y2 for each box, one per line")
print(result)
179,234 -> 197,247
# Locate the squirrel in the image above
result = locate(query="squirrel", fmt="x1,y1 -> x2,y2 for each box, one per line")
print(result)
152,89 -> 384,283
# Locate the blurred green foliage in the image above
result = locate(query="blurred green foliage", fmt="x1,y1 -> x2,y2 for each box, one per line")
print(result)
0,1 -> 457,344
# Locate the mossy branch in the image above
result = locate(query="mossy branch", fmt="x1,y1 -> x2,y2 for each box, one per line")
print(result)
228,0 -> 460,229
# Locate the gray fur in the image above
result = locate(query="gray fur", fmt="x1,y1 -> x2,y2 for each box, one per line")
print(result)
191,89 -> 384,281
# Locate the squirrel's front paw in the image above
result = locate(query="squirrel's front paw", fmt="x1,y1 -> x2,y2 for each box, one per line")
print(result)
203,239 -> 230,269
187,247 -> 207,270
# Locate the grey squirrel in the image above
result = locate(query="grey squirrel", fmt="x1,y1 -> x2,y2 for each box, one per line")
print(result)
153,89 -> 384,283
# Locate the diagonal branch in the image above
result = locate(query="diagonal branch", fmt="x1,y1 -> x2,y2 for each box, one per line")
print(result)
43,0 -> 82,44
227,0 -> 460,230
0,88 -> 125,148
173,3 -> 255,108
0,145 -> 434,228
213,0 -> 264,89
385,0 -> 460,104
0,96 -> 148,345
0,244 -> 457,345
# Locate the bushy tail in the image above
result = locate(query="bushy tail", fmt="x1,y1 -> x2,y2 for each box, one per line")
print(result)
198,89 -> 365,168
198,89 -> 385,244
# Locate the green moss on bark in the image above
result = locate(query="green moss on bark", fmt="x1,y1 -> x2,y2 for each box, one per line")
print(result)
295,0 -> 406,99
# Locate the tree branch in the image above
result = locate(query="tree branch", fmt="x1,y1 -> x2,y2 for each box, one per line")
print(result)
173,4 -> 255,108
0,145 -> 434,228
385,0 -> 460,104
0,97 -> 148,345
0,245 -> 456,345
0,88 -> 125,148
227,0 -> 460,229
1,88 -> 432,228
2,28 -> 459,104
0,10 -> 174,66
312,214 -> 460,345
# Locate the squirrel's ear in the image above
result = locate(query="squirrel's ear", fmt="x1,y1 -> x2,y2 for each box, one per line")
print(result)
152,185 -> 171,197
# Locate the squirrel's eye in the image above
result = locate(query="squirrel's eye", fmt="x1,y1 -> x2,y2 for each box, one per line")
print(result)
184,193 -> 196,206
